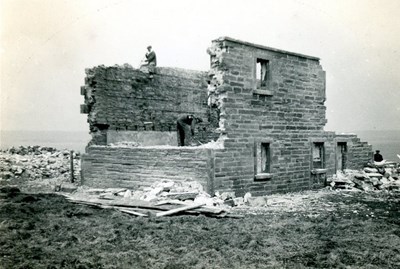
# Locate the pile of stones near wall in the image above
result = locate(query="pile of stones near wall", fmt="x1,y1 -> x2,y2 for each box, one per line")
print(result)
328,162 -> 400,191
0,146 -> 80,182
71,180 -> 263,210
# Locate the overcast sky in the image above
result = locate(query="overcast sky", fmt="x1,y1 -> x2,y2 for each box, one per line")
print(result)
1,0 -> 399,133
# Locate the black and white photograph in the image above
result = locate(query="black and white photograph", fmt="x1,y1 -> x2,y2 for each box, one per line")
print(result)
1,0 -> 400,268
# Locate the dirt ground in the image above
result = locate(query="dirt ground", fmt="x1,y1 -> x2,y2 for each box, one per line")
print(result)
1,184 -> 399,269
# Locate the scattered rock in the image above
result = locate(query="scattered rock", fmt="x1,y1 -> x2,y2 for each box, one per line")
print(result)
123,190 -> 132,198
328,164 -> 400,192
223,199 -> 235,207
364,167 -> 378,173
219,192 -> 235,201
0,172 -> 13,179
194,195 -> 215,207
0,145 -> 80,182
246,196 -> 268,207
233,197 -> 244,206
243,192 -> 252,203
366,173 -> 383,179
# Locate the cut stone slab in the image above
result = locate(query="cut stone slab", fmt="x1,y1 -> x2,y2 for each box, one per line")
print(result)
354,173 -> 368,179
364,167 -> 378,173
60,183 -> 78,193
366,173 -> 383,179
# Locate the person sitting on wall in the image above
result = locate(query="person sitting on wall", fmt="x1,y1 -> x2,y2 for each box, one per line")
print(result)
374,150 -> 383,162
177,115 -> 202,146
373,150 -> 386,174
140,45 -> 157,77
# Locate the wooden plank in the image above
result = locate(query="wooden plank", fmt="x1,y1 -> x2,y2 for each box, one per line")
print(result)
193,207 -> 224,215
111,188 -> 128,194
65,198 -> 149,217
67,200 -> 103,207
155,200 -> 225,214
65,196 -> 173,211
162,192 -> 198,200
117,208 -> 148,217
156,203 -> 206,217
64,195 -> 236,217
155,200 -> 186,206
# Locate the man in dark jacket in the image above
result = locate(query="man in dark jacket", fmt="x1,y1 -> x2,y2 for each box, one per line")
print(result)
145,46 -> 157,66
374,150 -> 383,162
177,115 -> 199,146
140,45 -> 157,77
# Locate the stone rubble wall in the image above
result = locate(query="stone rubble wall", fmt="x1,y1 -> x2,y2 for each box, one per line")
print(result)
81,65 -> 220,146
0,146 -> 80,183
335,133 -> 374,169
80,37 -> 373,196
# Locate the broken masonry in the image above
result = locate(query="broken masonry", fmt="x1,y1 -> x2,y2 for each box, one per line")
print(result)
80,37 -> 373,196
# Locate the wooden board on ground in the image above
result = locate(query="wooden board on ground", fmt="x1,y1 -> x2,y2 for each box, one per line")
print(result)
156,203 -> 206,217
62,194 -> 240,218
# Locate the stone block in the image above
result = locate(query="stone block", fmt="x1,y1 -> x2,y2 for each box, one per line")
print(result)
366,173 -> 383,179
60,183 -> 78,193
246,196 -> 268,207
80,104 -> 89,114
107,130 -> 177,146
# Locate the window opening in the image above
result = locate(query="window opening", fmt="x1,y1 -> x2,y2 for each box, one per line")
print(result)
256,59 -> 270,88
336,142 -> 347,171
255,142 -> 272,181
261,143 -> 271,173
312,142 -> 325,169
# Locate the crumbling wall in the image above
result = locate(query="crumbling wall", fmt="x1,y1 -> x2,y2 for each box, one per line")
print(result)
81,65 -> 219,146
207,37 -> 372,196
80,37 -> 373,196
335,133 -> 373,169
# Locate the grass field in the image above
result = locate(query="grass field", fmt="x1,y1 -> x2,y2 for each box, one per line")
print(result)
1,187 -> 399,269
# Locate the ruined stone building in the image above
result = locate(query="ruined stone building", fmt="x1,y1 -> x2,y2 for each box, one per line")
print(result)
80,37 -> 372,196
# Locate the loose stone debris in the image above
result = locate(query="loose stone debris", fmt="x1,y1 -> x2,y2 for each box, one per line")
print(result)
328,161 -> 400,191
2,146 -> 400,218
0,146 -> 80,184
108,139 -> 224,149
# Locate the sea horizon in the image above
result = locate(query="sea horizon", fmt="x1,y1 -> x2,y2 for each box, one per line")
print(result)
0,130 -> 91,153
1,129 -> 399,161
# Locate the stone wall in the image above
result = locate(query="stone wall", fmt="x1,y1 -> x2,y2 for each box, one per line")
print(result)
81,65 -> 219,146
335,133 -> 374,169
207,37 -> 372,196
81,145 -> 216,193
80,37 -> 373,196
107,130 -> 177,146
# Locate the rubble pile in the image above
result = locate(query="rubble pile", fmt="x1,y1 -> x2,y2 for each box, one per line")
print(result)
328,161 -> 400,191
0,146 -> 81,182
107,139 -> 224,149
108,141 -> 140,148
65,180 -> 247,218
